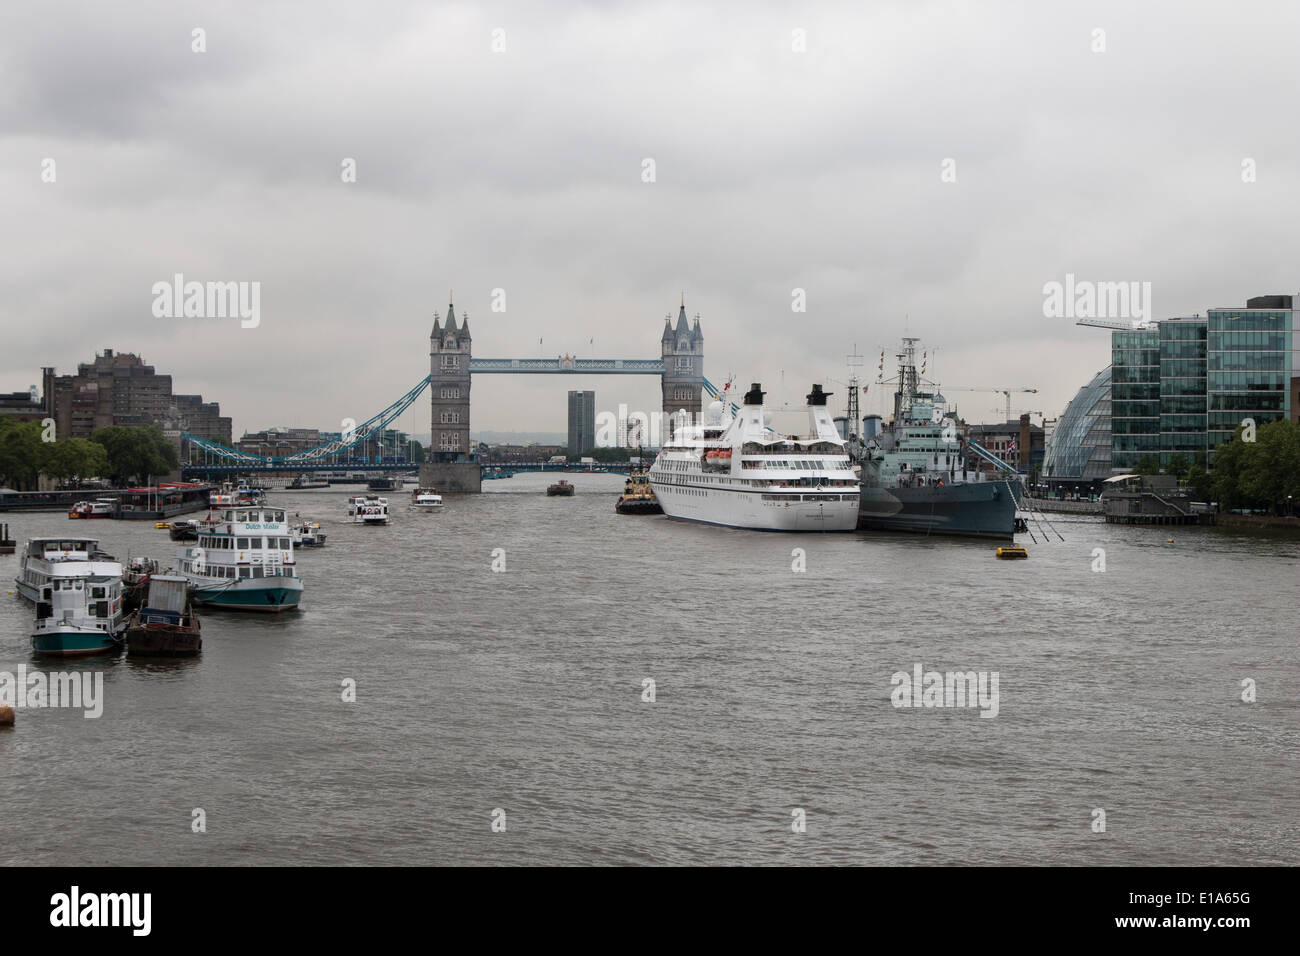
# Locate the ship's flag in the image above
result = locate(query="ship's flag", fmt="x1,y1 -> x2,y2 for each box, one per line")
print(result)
1007,439 -> 1018,452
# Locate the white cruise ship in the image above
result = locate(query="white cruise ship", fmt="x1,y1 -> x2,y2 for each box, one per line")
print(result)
649,383 -> 860,531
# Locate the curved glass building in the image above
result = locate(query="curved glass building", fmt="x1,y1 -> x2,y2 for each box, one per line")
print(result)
1043,366 -> 1112,490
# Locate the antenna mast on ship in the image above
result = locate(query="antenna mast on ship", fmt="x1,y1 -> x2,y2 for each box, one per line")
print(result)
895,337 -> 921,423
845,345 -> 864,440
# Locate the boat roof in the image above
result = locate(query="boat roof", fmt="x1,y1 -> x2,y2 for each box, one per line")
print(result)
29,537 -> 100,546
48,561 -> 121,576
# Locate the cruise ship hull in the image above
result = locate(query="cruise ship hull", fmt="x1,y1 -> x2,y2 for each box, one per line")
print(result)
656,486 -> 858,531
190,577 -> 303,612
857,480 -> 1020,540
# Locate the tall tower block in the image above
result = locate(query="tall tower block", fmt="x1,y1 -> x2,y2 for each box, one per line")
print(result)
421,295 -> 481,492
661,297 -> 704,441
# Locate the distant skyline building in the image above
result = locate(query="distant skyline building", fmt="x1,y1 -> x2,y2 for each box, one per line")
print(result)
0,386 -> 44,423
567,390 -> 596,455
41,349 -> 231,446
967,416 -> 1044,474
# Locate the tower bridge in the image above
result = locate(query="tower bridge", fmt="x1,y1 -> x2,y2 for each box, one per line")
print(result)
181,296 -> 709,490
422,296 -> 703,492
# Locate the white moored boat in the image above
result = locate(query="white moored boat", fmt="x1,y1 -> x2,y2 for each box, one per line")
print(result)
649,382 -> 860,531
21,540 -> 126,656
15,538 -> 115,602
410,487 -> 443,511
347,494 -> 390,525
178,506 -> 303,612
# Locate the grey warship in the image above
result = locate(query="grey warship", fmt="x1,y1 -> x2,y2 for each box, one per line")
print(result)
848,338 -> 1023,540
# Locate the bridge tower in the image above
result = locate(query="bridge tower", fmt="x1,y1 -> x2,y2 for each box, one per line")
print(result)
661,296 -> 703,441
421,294 -> 481,492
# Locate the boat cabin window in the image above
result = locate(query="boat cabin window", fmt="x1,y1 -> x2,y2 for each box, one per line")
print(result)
236,537 -> 250,549
235,511 -> 249,522
91,586 -> 106,598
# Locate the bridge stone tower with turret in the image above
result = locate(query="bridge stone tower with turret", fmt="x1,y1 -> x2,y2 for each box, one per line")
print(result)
661,299 -> 704,441
421,296 -> 481,492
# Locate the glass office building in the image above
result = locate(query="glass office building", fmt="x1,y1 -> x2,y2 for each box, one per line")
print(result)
1207,302 -> 1293,453
1159,317 -> 1208,467
1110,329 -> 1159,471
1107,296 -> 1298,472
1042,366 -> 1112,489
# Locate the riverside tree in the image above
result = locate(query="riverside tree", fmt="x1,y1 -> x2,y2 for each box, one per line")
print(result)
1210,419 -> 1300,514
0,421 -> 113,489
90,424 -> 179,485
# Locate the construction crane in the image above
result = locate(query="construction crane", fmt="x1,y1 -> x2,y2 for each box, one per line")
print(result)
943,386 -> 1039,421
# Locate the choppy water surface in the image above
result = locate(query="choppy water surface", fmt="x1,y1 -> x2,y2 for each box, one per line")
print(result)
1,472 -> 1296,865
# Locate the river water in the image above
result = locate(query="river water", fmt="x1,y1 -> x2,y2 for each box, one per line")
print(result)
1,472 -> 1296,865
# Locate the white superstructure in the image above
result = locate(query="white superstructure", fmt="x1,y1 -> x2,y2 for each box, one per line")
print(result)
15,538 -> 114,602
649,383 -> 860,531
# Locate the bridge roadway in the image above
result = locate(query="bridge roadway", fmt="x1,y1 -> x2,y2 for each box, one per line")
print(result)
182,460 -> 639,479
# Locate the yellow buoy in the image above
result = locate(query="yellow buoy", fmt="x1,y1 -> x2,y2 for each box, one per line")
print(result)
996,546 -> 1029,560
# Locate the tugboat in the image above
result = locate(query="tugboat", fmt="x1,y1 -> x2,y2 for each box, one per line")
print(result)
126,574 -> 201,657
547,479 -> 575,497
31,553 -> 126,656
615,473 -> 662,515
411,487 -> 444,511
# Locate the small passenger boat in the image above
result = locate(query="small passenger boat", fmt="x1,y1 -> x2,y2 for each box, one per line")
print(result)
547,480 -> 575,497
411,487 -> 443,511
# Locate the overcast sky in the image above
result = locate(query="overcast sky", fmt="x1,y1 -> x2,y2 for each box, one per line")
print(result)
3,0 -> 1298,439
